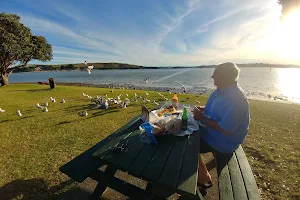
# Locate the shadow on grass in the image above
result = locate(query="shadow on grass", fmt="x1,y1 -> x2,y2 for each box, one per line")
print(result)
0,178 -> 89,200
244,146 -> 276,165
5,88 -> 52,93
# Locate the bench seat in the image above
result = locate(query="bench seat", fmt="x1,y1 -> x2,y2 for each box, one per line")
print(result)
215,146 -> 260,200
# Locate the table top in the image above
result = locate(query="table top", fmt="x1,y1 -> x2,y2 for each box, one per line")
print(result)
92,125 -> 201,197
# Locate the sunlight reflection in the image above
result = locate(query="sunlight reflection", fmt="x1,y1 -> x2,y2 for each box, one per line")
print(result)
277,68 -> 300,101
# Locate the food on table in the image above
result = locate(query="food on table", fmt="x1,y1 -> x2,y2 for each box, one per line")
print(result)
157,106 -> 177,117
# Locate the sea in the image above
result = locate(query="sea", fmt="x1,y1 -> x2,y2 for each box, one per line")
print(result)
9,67 -> 300,104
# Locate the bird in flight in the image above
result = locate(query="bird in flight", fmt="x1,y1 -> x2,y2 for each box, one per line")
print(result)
85,61 -> 94,74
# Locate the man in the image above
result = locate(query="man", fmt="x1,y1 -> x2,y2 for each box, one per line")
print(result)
193,62 -> 250,188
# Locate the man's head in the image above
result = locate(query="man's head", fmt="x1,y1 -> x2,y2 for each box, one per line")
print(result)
212,62 -> 240,88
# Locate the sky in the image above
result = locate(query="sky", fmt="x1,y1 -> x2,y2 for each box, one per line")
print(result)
1,0 -> 300,66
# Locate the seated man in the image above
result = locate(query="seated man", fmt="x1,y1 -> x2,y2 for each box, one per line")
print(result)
193,62 -> 250,188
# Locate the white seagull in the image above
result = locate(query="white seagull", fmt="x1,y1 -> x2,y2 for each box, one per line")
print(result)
36,103 -> 42,108
85,61 -> 94,74
17,110 -> 22,116
61,99 -> 65,103
179,82 -> 187,93
83,93 -> 87,97
145,92 -> 149,96
45,102 -> 49,107
0,108 -> 5,113
42,107 -> 48,112
79,111 -> 88,117
153,100 -> 159,106
52,98 -> 56,103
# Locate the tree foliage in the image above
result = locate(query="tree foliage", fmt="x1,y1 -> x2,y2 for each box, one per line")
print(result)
278,0 -> 300,18
0,12 -> 52,85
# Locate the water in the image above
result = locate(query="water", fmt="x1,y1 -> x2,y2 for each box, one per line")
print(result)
9,67 -> 300,103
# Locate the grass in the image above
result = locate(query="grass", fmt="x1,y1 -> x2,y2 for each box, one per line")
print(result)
0,84 -> 299,200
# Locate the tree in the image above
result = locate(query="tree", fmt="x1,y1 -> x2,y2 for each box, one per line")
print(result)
0,12 -> 52,86
278,0 -> 300,18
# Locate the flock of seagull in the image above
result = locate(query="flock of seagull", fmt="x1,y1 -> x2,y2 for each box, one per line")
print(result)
0,89 -> 200,118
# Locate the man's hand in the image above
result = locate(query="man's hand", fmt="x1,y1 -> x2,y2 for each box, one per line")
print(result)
193,107 -> 205,121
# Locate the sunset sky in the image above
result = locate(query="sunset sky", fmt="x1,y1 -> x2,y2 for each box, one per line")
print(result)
1,0 -> 300,66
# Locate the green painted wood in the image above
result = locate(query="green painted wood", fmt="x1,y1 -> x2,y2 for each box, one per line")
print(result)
101,129 -> 144,164
235,146 -> 260,200
177,132 -> 201,196
114,134 -> 147,171
228,153 -> 248,199
142,135 -> 176,183
216,154 -> 234,200
157,136 -> 188,188
127,137 -> 159,178
59,116 -> 142,182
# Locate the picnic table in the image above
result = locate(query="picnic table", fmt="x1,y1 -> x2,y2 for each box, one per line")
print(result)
60,114 -> 260,199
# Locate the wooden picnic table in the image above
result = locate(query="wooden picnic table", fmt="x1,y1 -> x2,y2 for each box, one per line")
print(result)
91,126 -> 204,200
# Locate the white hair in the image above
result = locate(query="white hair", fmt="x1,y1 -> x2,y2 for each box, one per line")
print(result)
216,62 -> 240,82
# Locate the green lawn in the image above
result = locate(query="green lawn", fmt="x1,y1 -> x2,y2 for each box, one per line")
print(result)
0,84 -> 299,200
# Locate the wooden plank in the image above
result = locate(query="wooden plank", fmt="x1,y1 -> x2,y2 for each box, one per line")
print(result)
228,153 -> 248,199
60,115 -> 141,172
235,146 -> 260,200
177,132 -> 201,196
59,116 -> 142,182
127,138 -> 160,178
114,133 -> 147,171
101,129 -> 144,164
90,169 -> 152,199
216,153 -> 234,200
157,136 -> 188,188
141,135 -> 176,183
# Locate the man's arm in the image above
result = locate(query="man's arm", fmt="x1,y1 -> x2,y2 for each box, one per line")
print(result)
193,110 -> 232,135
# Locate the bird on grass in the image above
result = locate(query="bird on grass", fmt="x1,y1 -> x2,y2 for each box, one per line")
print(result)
52,98 -> 56,103
45,102 -> 49,107
79,111 -> 88,117
196,100 -> 200,104
145,92 -> 149,96
153,100 -> 159,106
0,108 -> 5,113
61,99 -> 65,103
17,110 -> 22,116
42,107 -> 48,112
36,103 -> 42,108
83,93 -> 87,97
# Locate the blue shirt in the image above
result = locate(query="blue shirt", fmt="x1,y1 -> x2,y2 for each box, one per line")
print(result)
201,83 -> 250,153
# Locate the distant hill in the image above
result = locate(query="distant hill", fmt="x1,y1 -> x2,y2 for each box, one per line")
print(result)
11,62 -> 300,73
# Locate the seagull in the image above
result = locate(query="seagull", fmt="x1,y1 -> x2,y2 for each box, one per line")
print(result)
61,99 -> 65,103
83,93 -> 87,97
196,100 -> 200,104
164,97 -> 169,101
104,100 -> 109,109
42,107 -> 48,112
145,92 -> 149,96
120,102 -> 127,108
52,98 -> 56,103
153,100 -> 159,106
158,92 -> 162,96
50,97 -> 53,101
0,108 -> 5,113
45,102 -> 49,107
36,103 -> 42,108
85,61 -> 94,74
179,82 -> 187,93
105,94 -> 108,97
168,91 -> 172,94
126,94 -> 128,97
79,111 -> 88,117
17,110 -> 22,117
144,77 -> 149,83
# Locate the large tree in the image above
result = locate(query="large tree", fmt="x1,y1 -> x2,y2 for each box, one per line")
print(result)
0,12 -> 52,86
278,0 -> 300,18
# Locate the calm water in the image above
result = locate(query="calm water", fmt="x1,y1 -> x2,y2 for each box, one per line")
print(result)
9,67 -> 300,103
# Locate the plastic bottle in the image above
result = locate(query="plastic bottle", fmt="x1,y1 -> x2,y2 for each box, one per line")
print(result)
172,93 -> 178,108
181,107 -> 188,130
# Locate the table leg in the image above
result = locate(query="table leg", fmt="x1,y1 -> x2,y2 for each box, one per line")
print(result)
89,165 -> 117,200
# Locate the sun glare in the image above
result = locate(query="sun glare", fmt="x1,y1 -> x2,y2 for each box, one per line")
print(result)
275,9 -> 300,61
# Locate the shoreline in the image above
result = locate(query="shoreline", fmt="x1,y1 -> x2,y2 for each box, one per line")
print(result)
12,82 -> 300,105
